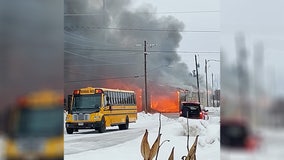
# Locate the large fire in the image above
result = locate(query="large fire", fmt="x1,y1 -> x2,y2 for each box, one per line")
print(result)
104,80 -> 181,113
150,93 -> 179,113
150,86 -> 180,113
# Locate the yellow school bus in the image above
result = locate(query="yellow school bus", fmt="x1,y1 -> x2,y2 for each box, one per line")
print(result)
65,87 -> 137,134
4,90 -> 63,160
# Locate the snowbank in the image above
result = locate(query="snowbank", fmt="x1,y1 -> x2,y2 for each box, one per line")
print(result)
178,118 -> 209,136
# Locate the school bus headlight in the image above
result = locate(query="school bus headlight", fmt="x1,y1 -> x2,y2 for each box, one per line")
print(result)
44,137 -> 63,157
66,114 -> 72,121
94,116 -> 100,119
5,140 -> 18,156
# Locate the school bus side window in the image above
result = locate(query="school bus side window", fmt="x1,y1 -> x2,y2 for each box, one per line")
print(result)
119,92 -> 122,104
112,92 -> 115,104
109,91 -> 113,104
114,92 -> 118,104
116,92 -> 119,104
123,92 -> 126,104
129,93 -> 133,104
134,93 -> 136,104
126,93 -> 130,105
120,92 -> 123,104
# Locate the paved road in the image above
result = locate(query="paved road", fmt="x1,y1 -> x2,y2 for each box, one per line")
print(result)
64,119 -> 173,155
64,127 -> 145,155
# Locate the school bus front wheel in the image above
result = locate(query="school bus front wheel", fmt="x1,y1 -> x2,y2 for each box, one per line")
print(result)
96,116 -> 106,133
66,128 -> 74,134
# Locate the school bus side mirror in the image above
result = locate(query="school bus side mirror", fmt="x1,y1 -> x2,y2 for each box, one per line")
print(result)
64,98 -> 66,106
67,95 -> 72,113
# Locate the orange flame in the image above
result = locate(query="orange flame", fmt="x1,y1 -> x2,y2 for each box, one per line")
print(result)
104,80 -> 181,113
150,90 -> 179,113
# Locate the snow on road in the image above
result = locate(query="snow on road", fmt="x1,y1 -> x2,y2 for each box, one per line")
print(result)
64,108 -> 220,160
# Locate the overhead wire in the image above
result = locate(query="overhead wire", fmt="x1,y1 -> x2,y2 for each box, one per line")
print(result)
64,10 -> 220,16
65,47 -> 220,54
64,26 -> 219,33
64,75 -> 143,84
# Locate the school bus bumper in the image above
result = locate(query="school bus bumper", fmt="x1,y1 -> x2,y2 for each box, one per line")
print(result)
65,122 -> 101,129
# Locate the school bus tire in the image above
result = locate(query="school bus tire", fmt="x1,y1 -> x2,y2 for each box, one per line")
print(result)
119,116 -> 129,130
98,116 -> 106,133
66,128 -> 74,134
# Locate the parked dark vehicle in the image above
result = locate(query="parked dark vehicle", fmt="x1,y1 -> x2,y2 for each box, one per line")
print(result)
221,118 -> 260,151
180,102 -> 209,120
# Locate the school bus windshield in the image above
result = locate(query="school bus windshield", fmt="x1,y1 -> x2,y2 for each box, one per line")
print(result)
72,94 -> 102,113
11,107 -> 63,138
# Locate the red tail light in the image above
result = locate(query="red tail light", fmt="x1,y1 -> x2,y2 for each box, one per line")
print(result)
95,89 -> 103,94
73,90 -> 80,95
245,137 -> 258,151
199,112 -> 203,119
17,97 -> 27,107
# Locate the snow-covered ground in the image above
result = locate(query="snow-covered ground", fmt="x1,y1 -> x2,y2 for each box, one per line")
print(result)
64,108 -> 220,160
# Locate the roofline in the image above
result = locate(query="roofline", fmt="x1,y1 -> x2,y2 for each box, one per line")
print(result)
80,87 -> 135,93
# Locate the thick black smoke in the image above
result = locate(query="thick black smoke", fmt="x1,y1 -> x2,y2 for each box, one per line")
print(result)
64,0 -> 196,95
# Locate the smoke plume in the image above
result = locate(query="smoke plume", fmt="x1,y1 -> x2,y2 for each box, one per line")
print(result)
64,0 -> 197,102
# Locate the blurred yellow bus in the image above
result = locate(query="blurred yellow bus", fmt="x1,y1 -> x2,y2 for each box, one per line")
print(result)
4,90 -> 63,160
65,87 -> 137,134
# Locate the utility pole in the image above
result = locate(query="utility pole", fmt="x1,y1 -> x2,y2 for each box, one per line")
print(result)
205,59 -> 208,107
144,40 -> 148,113
195,54 -> 200,103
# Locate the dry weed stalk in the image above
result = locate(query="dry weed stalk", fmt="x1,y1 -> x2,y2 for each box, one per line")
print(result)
168,147 -> 175,160
140,113 -> 199,160
141,129 -> 150,160
183,135 -> 199,160
140,129 -> 162,160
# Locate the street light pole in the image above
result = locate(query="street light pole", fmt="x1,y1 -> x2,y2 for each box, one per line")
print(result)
205,59 -> 220,107
205,59 -> 208,107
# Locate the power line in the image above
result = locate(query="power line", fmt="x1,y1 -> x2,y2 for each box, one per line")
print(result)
65,47 -> 141,53
64,50 -> 119,64
65,31 -> 123,48
65,47 -> 220,54
65,31 -> 95,42
64,63 -> 138,67
64,26 -> 219,33
64,10 -> 220,16
64,41 -> 99,48
64,75 -> 143,84
64,64 -> 170,83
